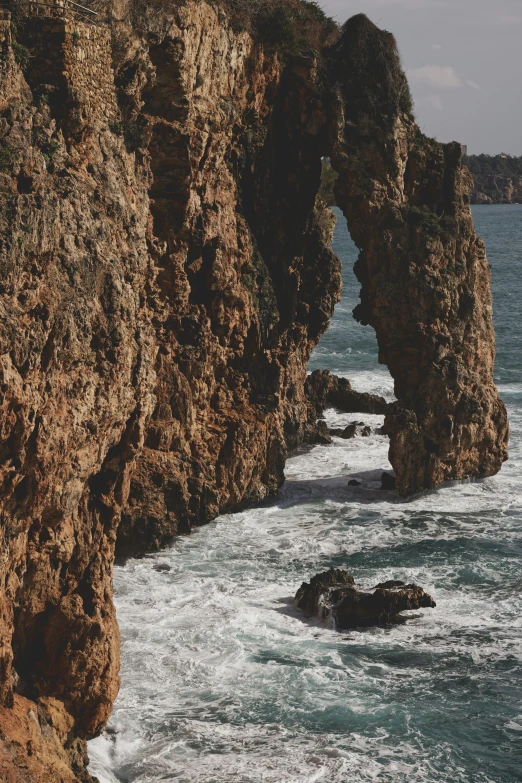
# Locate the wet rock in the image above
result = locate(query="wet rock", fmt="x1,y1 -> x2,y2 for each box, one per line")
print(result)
295,568 -> 436,629
314,421 -> 333,445
381,472 -> 397,490
306,370 -> 388,416
331,14 -> 508,496
348,479 -> 361,486
329,422 -> 368,439
153,563 -> 171,573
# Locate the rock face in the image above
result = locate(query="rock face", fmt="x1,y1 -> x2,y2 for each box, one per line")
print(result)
295,568 -> 436,629
323,153 -> 522,206
329,15 -> 508,495
471,175 -> 522,205
465,154 -> 522,204
0,3 -> 341,778
0,2 -> 507,780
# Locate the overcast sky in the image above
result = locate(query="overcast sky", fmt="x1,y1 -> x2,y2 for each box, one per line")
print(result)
321,0 -> 522,155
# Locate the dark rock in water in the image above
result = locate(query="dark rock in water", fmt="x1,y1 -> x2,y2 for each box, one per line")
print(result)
306,370 -> 388,415
348,479 -> 361,486
375,579 -> 406,589
295,568 -> 436,629
153,563 -> 172,573
381,472 -> 396,490
329,422 -> 368,439
296,569 -> 354,618
314,421 -> 333,445
375,425 -> 387,435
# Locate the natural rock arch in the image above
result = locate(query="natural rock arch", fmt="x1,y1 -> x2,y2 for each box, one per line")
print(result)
0,5 -> 507,780
328,15 -> 508,495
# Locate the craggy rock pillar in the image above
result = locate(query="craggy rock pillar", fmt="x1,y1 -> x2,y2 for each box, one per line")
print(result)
328,15 -> 508,495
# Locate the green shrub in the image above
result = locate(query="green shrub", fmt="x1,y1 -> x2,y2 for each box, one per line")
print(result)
42,138 -> 60,164
216,0 -> 337,53
405,205 -> 441,238
110,120 -> 145,152
12,41 -> 30,71
300,0 -> 328,25
318,157 -> 337,205
256,3 -> 298,53
0,146 -> 13,172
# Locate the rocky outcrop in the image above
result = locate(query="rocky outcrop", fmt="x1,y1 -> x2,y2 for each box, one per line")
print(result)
295,568 -> 436,629
0,3 -> 340,778
465,154 -> 522,204
329,422 -> 374,438
306,369 -> 388,415
0,2 -> 507,780
328,14 -> 508,496
471,176 -> 522,205
323,153 -> 522,206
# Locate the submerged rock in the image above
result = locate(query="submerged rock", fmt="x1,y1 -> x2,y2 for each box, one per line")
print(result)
295,568 -> 435,629
314,421 -> 333,445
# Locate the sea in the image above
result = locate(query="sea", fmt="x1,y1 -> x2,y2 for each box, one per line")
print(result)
89,205 -> 522,783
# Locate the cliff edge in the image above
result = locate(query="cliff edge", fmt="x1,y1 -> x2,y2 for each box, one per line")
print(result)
0,2 -> 507,779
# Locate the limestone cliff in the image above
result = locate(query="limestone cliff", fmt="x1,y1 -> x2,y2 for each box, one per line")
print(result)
465,154 -> 522,204
0,2 -> 507,780
329,15 -> 508,495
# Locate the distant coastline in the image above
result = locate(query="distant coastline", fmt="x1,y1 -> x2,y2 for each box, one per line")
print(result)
464,154 -> 522,204
320,155 -> 522,206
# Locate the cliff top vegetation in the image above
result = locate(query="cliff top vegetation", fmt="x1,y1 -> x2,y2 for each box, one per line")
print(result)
465,153 -> 522,180
217,0 -> 339,54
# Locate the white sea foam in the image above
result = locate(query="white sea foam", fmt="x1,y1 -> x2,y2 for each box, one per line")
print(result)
89,206 -> 522,783
89,397 -> 522,781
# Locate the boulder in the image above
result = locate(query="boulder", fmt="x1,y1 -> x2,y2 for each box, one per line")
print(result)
295,568 -> 435,629
306,370 -> 388,415
381,471 -> 396,490
329,421 -> 376,439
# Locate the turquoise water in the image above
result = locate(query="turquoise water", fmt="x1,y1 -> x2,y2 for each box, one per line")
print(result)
89,206 -> 522,783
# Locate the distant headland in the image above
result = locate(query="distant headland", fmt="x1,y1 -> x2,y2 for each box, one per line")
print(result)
464,154 -> 522,204
320,154 -> 522,205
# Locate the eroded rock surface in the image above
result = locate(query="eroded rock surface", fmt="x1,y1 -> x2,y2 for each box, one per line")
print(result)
306,369 -> 388,416
295,568 -> 436,629
0,2 -> 506,779
0,3 -> 340,777
329,15 -> 508,495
